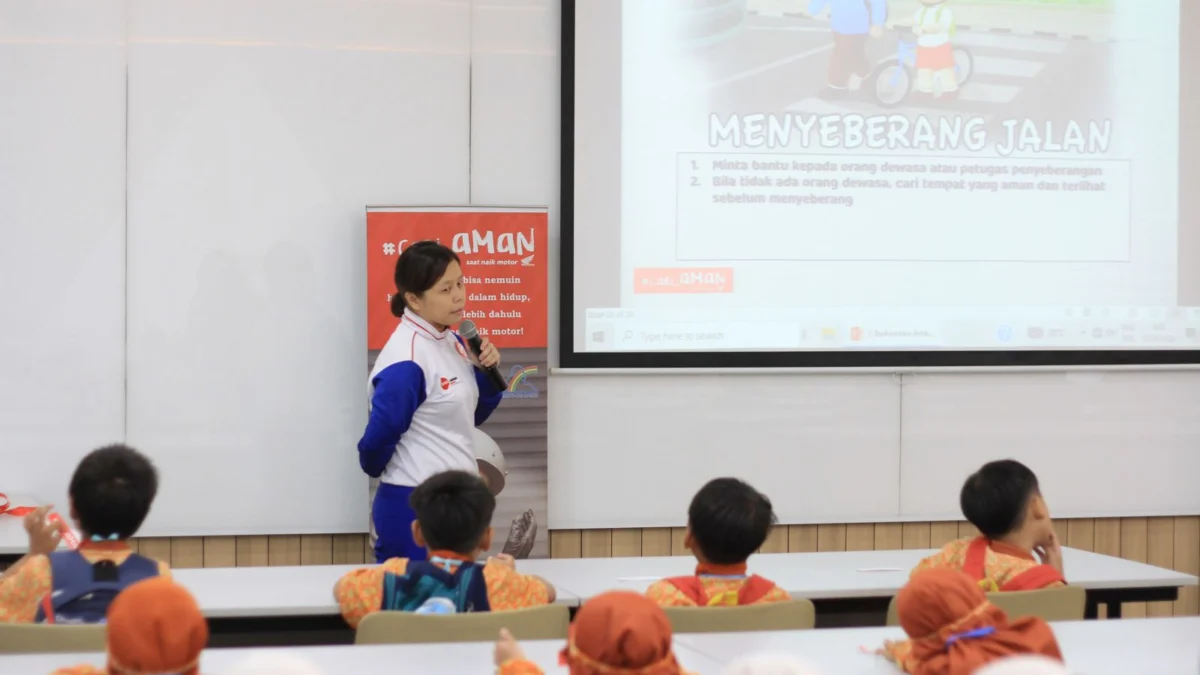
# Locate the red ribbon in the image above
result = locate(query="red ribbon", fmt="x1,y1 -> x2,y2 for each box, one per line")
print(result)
0,493 -> 37,518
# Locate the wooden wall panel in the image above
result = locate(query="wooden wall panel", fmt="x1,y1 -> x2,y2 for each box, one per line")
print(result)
789,525 -> 818,553
1173,517 -> 1200,617
128,517 -> 1197,617
641,529 -> 671,557
332,534 -> 367,565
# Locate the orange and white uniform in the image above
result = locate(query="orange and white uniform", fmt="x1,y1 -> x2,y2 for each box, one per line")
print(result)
645,563 -> 790,607
913,537 -> 1066,592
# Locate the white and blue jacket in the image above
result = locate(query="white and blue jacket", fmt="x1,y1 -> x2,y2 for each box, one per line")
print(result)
358,312 -> 503,486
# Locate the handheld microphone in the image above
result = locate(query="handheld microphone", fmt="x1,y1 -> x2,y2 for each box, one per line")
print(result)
458,320 -> 508,392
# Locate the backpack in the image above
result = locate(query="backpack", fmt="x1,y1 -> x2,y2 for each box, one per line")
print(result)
665,575 -> 778,607
35,551 -> 160,624
918,4 -> 957,38
381,560 -> 492,613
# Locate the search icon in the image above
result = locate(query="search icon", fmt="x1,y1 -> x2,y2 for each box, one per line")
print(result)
622,330 -> 633,341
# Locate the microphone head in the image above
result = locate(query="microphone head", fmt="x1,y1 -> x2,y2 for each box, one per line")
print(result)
458,319 -> 479,339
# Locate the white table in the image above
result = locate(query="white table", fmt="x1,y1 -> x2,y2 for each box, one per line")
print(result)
172,564 -> 581,618
0,637 -> 726,675
170,563 -> 581,647
518,548 -> 1199,621
168,548 -> 1195,643
674,617 -> 1200,675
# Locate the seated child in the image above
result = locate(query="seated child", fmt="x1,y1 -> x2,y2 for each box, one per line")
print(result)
335,470 -> 555,627
51,577 -> 208,675
645,477 -> 789,607
912,460 -> 1065,591
880,568 -> 1063,674
493,590 -> 693,675
0,444 -> 167,623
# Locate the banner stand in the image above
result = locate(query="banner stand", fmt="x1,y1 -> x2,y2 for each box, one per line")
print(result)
365,206 -> 550,560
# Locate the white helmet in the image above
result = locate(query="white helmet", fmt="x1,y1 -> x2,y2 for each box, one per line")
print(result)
471,427 -> 507,496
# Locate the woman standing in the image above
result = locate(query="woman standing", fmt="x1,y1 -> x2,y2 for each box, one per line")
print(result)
358,241 -> 503,562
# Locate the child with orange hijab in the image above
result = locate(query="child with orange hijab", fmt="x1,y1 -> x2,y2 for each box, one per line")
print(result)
881,568 -> 1063,675
50,577 -> 208,675
493,590 -> 693,675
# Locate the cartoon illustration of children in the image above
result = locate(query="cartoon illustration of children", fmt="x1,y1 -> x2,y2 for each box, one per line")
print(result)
913,0 -> 958,98
808,0 -> 888,97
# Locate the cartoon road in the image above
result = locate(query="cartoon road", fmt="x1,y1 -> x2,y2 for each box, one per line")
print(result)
698,11 -> 1114,147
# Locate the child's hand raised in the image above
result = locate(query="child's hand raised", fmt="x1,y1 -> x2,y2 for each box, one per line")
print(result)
1034,531 -> 1064,575
23,505 -> 61,556
489,553 -> 516,569
494,628 -> 526,667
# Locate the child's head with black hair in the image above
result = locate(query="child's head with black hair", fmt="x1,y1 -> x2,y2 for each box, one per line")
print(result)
960,459 -> 1053,550
409,470 -> 496,556
684,478 -> 777,566
68,444 -> 159,540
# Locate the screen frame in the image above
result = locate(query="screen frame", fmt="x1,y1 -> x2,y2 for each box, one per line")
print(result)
558,0 -> 1199,370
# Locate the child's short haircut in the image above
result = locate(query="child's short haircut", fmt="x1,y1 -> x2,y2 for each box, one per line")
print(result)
960,459 -> 1041,539
68,444 -> 159,540
409,471 -> 496,555
687,478 -> 776,565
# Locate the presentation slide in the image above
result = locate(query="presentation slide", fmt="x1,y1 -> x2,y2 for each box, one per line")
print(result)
569,0 -> 1198,356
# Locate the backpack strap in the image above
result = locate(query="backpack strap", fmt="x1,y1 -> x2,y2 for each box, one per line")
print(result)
39,551 -> 96,623
1001,564 -> 1065,592
736,575 -> 778,605
116,553 -> 160,581
453,563 -> 491,613
664,576 -> 708,606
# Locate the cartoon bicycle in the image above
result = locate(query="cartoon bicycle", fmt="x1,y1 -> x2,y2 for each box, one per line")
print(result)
869,27 -> 973,108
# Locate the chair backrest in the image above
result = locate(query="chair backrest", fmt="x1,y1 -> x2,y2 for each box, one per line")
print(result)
662,599 -> 816,634
885,585 -> 1086,627
986,585 -> 1086,622
0,623 -> 107,654
354,604 -> 570,645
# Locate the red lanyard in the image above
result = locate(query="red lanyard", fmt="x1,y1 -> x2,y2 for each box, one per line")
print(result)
0,493 -> 36,518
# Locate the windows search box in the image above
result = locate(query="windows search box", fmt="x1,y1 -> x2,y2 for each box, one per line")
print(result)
608,321 -> 800,351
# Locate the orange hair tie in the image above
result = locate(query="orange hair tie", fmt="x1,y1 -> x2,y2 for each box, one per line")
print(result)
558,640 -> 679,674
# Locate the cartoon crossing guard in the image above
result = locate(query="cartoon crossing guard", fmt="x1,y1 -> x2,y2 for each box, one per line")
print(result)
913,0 -> 958,98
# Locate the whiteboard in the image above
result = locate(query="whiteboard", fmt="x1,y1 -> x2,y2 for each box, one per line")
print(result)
548,373 -> 903,528
899,370 -> 1200,520
0,1 -> 128,513
123,0 -> 471,535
